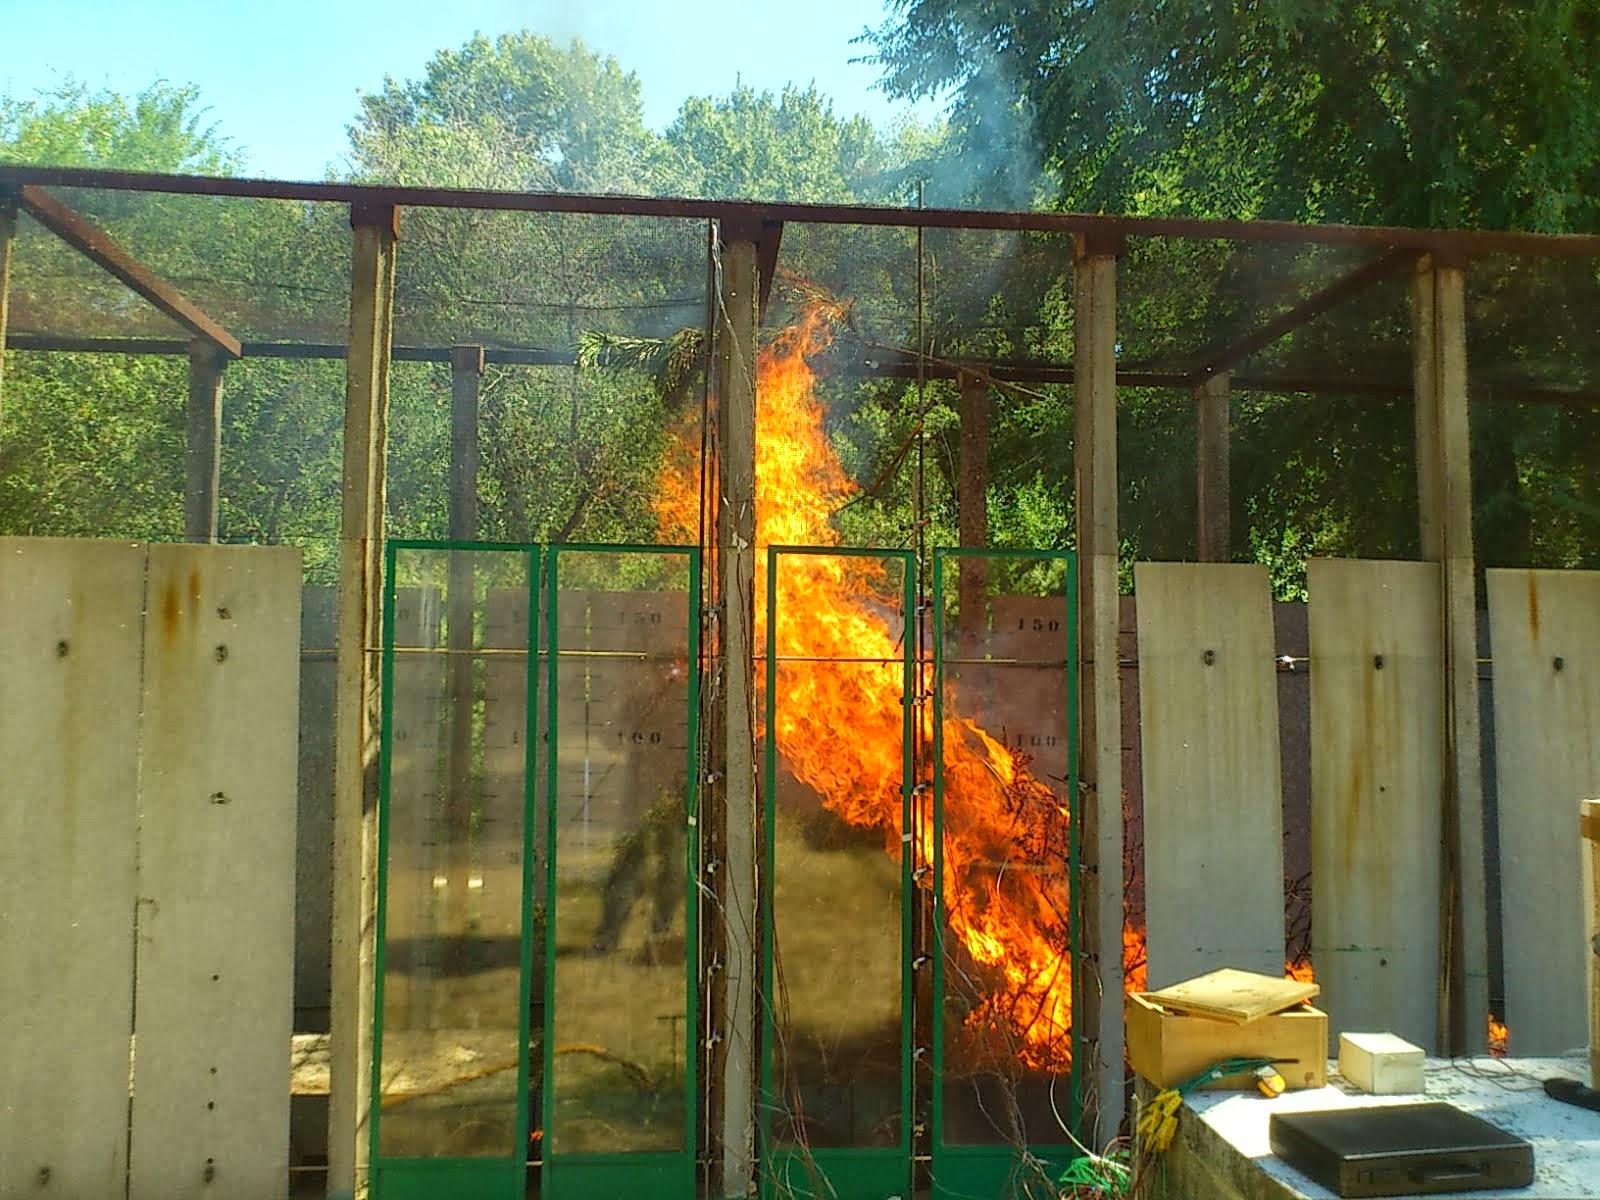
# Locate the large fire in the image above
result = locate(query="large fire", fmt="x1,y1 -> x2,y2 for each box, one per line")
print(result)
657,304 -> 1093,1066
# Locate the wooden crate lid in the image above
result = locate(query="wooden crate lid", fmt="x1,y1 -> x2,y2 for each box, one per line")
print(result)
1145,968 -> 1320,1024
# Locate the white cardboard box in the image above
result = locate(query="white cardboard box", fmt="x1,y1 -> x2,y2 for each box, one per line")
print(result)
1338,1031 -> 1426,1094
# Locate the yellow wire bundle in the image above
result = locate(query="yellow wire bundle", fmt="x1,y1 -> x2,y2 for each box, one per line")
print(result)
1136,1087 -> 1183,1152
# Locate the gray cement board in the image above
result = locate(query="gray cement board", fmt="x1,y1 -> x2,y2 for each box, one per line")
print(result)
1486,569 -> 1600,1055
1308,558 -> 1443,1053
1136,562 -> 1285,988
128,544 -> 301,1200
0,537 -> 146,1199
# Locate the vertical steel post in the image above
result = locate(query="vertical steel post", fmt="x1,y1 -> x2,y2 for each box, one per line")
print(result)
1073,232 -> 1125,1141
1195,372 -> 1231,562
957,368 -> 991,647
443,345 -> 483,972
448,346 -> 482,544
1583,799 -> 1600,1087
1412,255 -> 1488,1053
330,201 -> 398,1199
0,191 -> 16,448
184,338 -> 227,543
713,223 -> 759,1199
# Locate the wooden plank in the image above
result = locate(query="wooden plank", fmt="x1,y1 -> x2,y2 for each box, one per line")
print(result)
129,543 -> 301,1200
444,358 -> 481,984
1437,262 -> 1488,1052
329,202 -> 397,1197
1074,233 -> 1125,1140
986,595 -> 1074,793
1136,562 -> 1284,987
0,537 -> 145,1199
1144,970 -> 1318,1025
18,184 -> 242,357
1308,558 -> 1443,1052
1584,798 -> 1600,1087
1486,569 -> 1600,1054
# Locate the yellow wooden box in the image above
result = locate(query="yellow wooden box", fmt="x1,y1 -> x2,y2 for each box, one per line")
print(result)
1125,992 -> 1328,1090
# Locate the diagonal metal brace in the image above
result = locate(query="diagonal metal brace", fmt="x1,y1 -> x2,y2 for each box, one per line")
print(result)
19,184 -> 241,358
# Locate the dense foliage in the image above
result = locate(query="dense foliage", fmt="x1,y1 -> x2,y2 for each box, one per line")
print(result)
864,1 -> 1600,583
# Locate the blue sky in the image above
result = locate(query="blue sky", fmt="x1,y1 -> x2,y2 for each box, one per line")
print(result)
0,0 -> 944,180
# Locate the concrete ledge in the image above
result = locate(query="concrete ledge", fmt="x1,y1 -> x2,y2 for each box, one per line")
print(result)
1151,1054 -> 1597,1200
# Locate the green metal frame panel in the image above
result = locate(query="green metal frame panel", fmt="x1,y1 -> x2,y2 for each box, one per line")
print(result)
760,546 -> 916,1200
369,540 -> 1078,1200
544,1152 -> 691,1199
929,549 -> 1081,1189
543,544 -> 700,1200
768,1147 -> 911,1200
371,1158 -> 524,1200
371,541 -> 540,1200
373,540 -> 699,1200
931,1145 -> 1075,1200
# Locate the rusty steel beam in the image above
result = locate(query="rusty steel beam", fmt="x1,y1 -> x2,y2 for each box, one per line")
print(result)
6,164 -> 1600,259
757,219 -> 783,322
1189,248 -> 1419,387
9,333 -> 1599,408
18,185 -> 242,357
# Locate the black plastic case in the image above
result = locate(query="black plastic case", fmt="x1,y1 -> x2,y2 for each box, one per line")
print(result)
1268,1103 -> 1534,1197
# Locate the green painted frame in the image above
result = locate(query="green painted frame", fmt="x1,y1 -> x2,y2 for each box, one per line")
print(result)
542,544 -> 702,1200
760,545 -> 917,1200
929,548 -> 1082,1200
371,540 -> 542,1200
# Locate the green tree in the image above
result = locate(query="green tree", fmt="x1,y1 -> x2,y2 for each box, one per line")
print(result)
2,80 -> 237,542
866,1 -> 1600,579
867,0 -> 1600,230
1,78 -> 239,173
1,79 -> 355,578
659,84 -> 897,203
350,32 -> 657,192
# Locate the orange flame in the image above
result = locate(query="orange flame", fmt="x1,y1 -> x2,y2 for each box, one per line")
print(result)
1488,1015 -> 1508,1058
659,307 -> 1084,1065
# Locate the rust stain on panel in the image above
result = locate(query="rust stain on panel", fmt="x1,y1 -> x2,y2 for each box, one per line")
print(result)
160,580 -> 181,642
1527,573 -> 1541,640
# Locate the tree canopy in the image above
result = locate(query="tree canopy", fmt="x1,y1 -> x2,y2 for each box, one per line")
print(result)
867,0 -> 1600,231
1,79 -> 239,174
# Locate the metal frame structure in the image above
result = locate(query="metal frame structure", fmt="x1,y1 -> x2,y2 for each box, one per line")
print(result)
371,539 -> 702,1200
4,166 -> 1600,409
4,161 -> 1592,1195
929,548 -> 1080,1200
371,539 -> 542,1200
542,543 -> 702,1200
760,546 -> 918,1200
